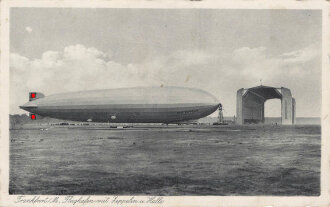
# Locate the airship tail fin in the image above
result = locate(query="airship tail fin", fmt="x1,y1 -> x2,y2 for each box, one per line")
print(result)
29,92 -> 45,101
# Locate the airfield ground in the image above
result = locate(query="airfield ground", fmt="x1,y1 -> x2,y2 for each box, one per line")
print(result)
9,124 -> 320,195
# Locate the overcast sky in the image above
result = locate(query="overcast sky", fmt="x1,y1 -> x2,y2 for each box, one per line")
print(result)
10,8 -> 322,117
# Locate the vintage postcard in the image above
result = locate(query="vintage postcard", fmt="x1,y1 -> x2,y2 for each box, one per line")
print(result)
0,0 -> 329,206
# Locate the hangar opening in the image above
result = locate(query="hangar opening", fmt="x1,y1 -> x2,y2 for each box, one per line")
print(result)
236,86 -> 296,125
264,99 -> 281,124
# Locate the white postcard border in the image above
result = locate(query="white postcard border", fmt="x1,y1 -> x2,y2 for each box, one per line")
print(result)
0,1 -> 329,207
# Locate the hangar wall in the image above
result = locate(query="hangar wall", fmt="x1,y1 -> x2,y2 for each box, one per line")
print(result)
281,87 -> 294,125
236,89 -> 244,125
292,98 -> 296,124
242,91 -> 264,124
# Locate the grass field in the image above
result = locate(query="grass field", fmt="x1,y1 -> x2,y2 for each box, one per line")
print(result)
9,124 -> 320,195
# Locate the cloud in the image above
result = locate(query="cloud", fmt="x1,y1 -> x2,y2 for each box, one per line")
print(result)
10,43 -> 321,116
25,26 -> 33,33
233,47 -> 267,63
170,49 -> 217,66
227,44 -> 320,83
63,44 -> 107,61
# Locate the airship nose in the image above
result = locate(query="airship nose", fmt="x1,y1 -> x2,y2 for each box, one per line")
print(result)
19,102 -> 38,113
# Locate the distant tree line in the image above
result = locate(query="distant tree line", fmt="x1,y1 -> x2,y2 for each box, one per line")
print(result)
10,114 -> 30,129
9,114 -> 61,129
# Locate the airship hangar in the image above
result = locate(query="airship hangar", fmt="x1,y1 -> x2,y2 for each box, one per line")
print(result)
236,85 -> 296,125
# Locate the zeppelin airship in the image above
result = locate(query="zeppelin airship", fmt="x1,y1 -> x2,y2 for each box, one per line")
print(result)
20,86 -> 220,123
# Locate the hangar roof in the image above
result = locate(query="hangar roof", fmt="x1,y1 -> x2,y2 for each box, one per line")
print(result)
243,85 -> 282,100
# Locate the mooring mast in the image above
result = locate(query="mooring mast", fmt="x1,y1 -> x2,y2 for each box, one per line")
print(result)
218,103 -> 224,124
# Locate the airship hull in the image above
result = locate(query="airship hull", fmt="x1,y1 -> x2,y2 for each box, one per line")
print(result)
20,87 -> 220,123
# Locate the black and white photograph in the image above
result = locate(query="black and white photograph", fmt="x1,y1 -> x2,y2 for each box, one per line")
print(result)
0,1 -> 329,206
